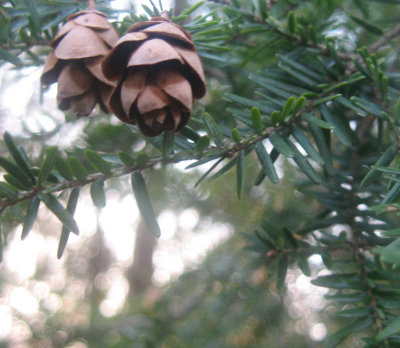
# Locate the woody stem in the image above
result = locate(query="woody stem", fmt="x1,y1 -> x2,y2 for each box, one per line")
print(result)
160,10 -> 170,19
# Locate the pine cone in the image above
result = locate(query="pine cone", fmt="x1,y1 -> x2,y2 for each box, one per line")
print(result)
102,17 -> 206,136
41,10 -> 119,116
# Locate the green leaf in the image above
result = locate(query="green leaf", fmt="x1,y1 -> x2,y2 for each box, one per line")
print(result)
142,4 -> 155,17
118,152 -> 136,167
231,128 -> 242,144
180,126 -> 200,142
283,227 -> 298,248
38,147 -> 58,185
285,139 -> 322,184
195,135 -> 211,152
325,293 -> 369,303
236,150 -> 244,199
376,316 -> 400,342
382,228 -> 400,237
326,317 -> 374,348
320,105 -> 353,146
131,172 -> 161,237
40,193 -> 79,235
208,156 -> 239,182
381,182 -> 400,204
291,124 -> 324,164
313,93 -> 342,106
57,188 -> 80,259
186,155 -> 220,169
280,96 -> 296,120
4,174 -> 32,191
54,156 -> 74,181
336,306 -> 372,318
298,257 -> 311,276
269,133 -> 294,158
85,150 -> 112,175
203,113 -> 222,147
303,113 -> 333,129
349,15 -> 383,35
0,48 -> 22,66
350,96 -> 384,117
194,158 -> 224,187
311,273 -> 362,289
0,157 -> 33,189
180,0 -> 205,15
0,182 -> 18,200
277,255 -> 289,291
378,238 -> 400,264
136,153 -> 149,167
361,144 -> 399,186
254,149 -> 279,185
278,55 -> 322,82
4,132 -> 35,184
25,0 -> 40,35
279,63 -> 316,87
287,11 -> 296,33
251,107 -> 264,135
68,156 -> 88,181
162,131 -> 175,159
21,196 -> 40,240
255,143 -> 278,184
225,93 -> 274,114
292,96 -> 307,116
270,111 -> 280,126
309,124 -> 335,175
90,179 -> 106,208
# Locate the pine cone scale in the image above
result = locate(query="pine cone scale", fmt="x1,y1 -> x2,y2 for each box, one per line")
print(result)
137,85 -> 169,114
157,69 -> 192,110
58,63 -> 93,100
85,57 -> 117,87
101,17 -> 206,136
142,22 -> 193,45
41,10 -> 118,116
72,13 -> 111,30
174,46 -> 206,98
54,26 -> 109,59
120,71 -> 147,116
127,38 -> 183,67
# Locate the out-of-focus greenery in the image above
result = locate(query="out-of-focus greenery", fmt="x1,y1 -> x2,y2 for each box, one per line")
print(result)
1,0 -> 400,347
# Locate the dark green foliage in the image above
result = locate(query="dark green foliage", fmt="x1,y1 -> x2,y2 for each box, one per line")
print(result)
131,171 -> 161,238
57,187 -> 79,259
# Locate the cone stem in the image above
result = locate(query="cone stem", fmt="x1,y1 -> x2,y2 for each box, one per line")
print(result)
88,0 -> 95,10
160,10 -> 170,19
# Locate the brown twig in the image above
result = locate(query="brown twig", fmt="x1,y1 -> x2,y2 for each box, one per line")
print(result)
369,22 -> 400,53
88,0 -> 95,10
160,10 -> 170,19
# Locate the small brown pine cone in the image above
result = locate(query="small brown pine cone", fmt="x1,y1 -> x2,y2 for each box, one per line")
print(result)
102,17 -> 206,136
41,10 -> 119,117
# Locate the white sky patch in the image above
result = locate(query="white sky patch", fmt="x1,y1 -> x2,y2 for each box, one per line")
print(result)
111,0 -> 174,15
0,304 -> 12,340
9,286 -> 39,317
4,229 -> 45,281
99,269 -> 129,317
158,209 -> 178,240
99,192 -> 138,262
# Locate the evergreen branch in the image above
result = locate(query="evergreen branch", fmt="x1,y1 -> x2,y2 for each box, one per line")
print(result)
265,241 -> 372,259
0,134 -> 264,210
369,22 -> 400,53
